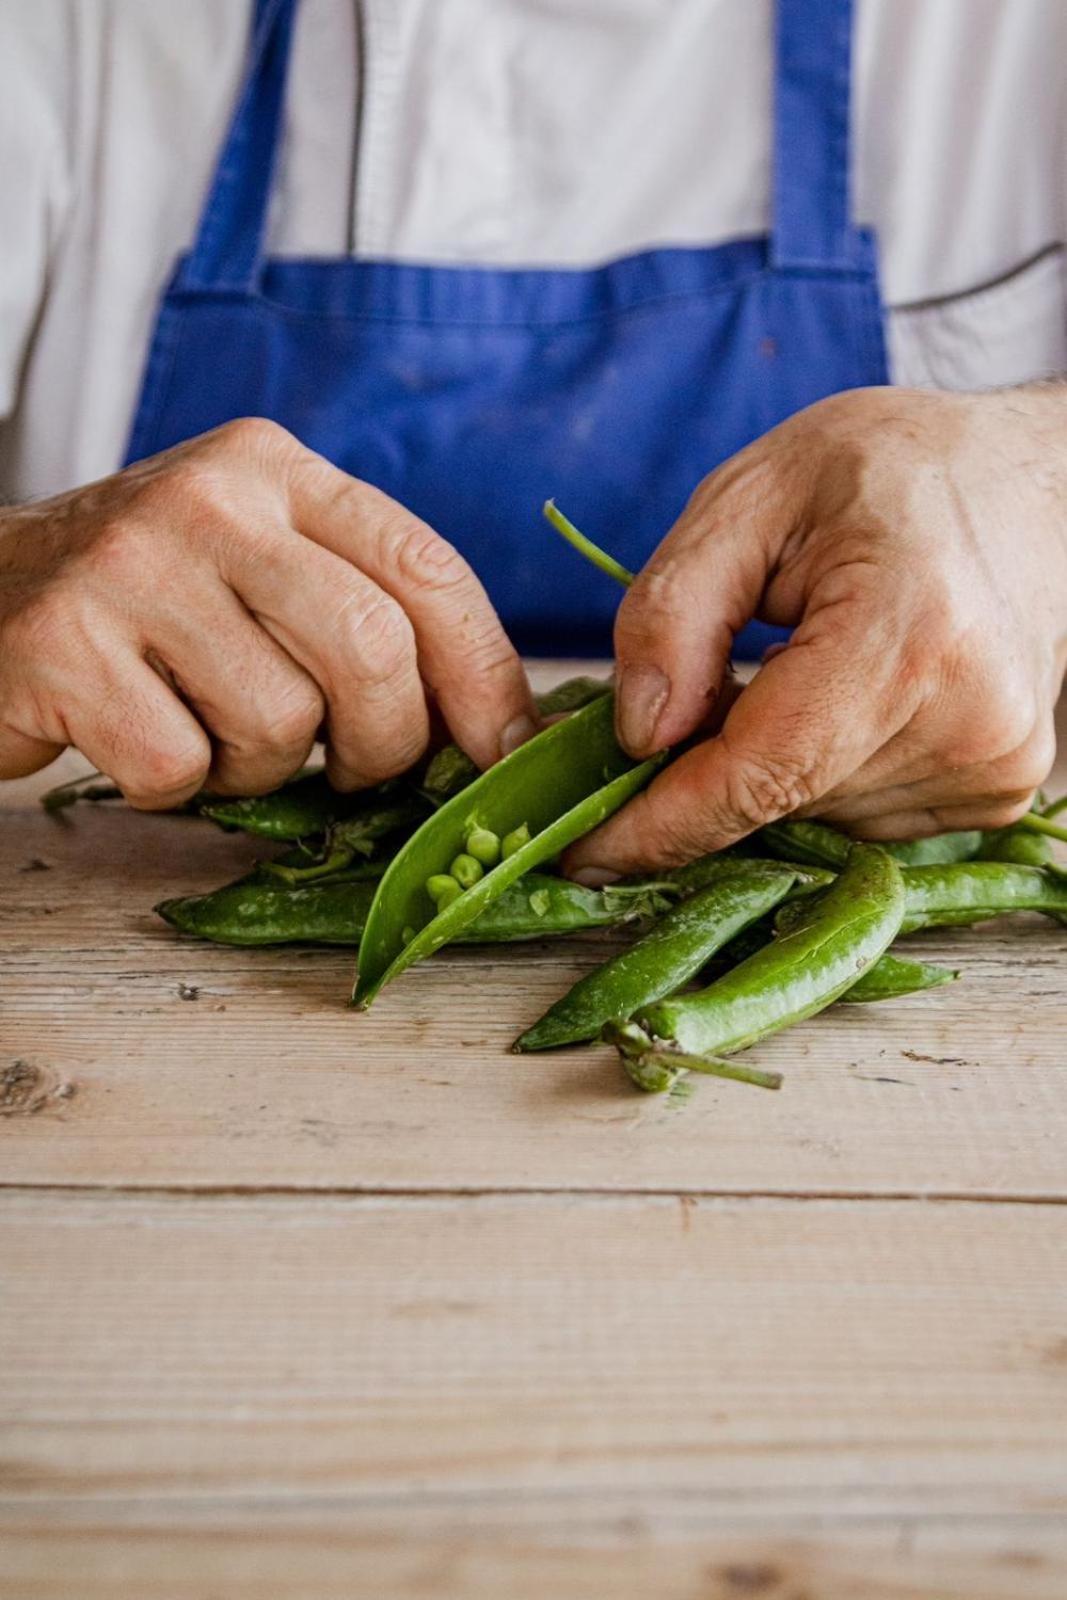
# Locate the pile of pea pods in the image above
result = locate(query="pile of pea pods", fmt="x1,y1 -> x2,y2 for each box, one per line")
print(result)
46,674 -> 1067,1097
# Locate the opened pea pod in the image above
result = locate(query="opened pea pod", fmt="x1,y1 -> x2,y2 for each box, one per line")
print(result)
353,692 -> 666,1006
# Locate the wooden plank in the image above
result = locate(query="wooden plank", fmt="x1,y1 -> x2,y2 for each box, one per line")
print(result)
3,705 -> 1067,1197
2,1503 -> 1067,1600
2,1192 -> 1065,1507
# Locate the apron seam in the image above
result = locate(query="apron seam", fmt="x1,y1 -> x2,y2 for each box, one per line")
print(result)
165,267 -> 879,332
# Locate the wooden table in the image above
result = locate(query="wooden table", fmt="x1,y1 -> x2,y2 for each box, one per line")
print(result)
3,669 -> 1066,1599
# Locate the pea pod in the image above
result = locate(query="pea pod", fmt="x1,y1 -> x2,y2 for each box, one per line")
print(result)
353,693 -> 664,1006
263,795 -> 430,882
758,819 -> 980,870
882,831 -> 983,866
977,824 -> 1054,867
843,951 -> 959,1002
772,897 -> 957,1001
652,850 -> 834,897
755,820 -> 849,870
899,861 -> 1067,931
535,675 -> 612,716
419,676 -> 611,805
156,870 -> 647,948
157,878 -> 379,945
515,859 -> 798,1053
614,844 -> 906,1092
198,771 -> 349,840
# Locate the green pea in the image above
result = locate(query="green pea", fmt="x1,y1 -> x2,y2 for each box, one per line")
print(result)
501,822 -> 531,859
465,826 -> 502,867
401,925 -> 417,945
450,853 -> 484,889
427,873 -> 463,909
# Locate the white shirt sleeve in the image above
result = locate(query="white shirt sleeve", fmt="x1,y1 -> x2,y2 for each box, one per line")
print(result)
0,0 -> 73,427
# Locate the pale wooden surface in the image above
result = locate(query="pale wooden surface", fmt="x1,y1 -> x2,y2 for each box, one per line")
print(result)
2,670 -> 1067,1598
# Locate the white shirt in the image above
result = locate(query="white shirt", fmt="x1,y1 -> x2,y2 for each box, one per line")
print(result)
2,0 -> 1065,501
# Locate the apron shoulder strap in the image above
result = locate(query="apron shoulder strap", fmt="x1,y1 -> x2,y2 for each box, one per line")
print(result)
772,0 -> 862,273
183,0 -> 861,289
178,0 -> 299,294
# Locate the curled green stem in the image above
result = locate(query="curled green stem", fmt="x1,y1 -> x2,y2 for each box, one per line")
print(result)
543,500 -> 635,589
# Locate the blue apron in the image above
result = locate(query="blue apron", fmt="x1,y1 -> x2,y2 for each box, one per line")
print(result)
125,0 -> 888,658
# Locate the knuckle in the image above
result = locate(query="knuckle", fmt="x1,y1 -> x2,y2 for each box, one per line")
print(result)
213,416 -> 290,458
391,518 -> 472,597
334,589 -> 417,685
722,752 -> 818,831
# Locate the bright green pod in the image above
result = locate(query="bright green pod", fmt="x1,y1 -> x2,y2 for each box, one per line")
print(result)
353,695 -> 665,1007
898,861 -> 1067,931
515,860 -> 798,1052
620,844 -> 906,1092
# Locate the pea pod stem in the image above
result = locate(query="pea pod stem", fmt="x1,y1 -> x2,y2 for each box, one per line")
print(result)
1018,811 -> 1067,845
542,500 -> 635,589
605,1021 -> 782,1091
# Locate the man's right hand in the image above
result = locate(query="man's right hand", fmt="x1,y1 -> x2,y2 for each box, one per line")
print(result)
0,418 -> 538,806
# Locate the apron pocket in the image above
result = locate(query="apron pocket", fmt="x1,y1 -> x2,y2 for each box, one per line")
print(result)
887,245 -> 1066,391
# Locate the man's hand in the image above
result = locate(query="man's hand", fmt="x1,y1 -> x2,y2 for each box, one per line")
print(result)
0,419 -> 537,806
567,386 -> 1067,877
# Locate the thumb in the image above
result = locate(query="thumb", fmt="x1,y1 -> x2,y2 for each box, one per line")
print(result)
611,443 -> 804,760
566,621 -> 904,875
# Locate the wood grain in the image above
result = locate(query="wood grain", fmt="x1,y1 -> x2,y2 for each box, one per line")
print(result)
2,1192 -> 1065,1506
3,1504 -> 1067,1600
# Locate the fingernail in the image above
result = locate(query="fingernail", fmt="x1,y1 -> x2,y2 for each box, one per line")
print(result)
500,713 -> 539,757
617,664 -> 670,754
571,866 -> 621,888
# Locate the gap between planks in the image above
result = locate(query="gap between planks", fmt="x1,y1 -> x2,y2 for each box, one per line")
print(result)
3,1181 -> 1067,1205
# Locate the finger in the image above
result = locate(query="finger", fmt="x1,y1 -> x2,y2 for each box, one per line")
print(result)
147,581 -> 325,797
566,623 -> 910,875
0,723 -> 64,780
611,445 -> 801,758
848,794 -> 1036,840
63,654 -> 212,810
226,527 -> 431,789
284,453 -> 539,767
810,723 -> 1052,827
